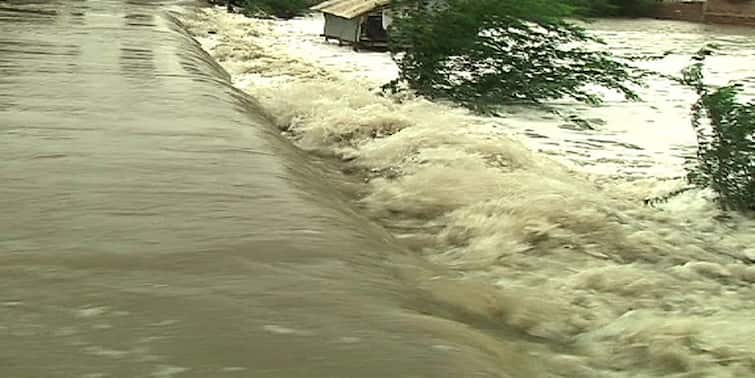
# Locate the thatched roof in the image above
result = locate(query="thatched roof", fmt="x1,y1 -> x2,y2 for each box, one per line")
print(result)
311,0 -> 391,19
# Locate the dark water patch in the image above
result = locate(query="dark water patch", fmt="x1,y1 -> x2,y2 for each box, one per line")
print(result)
0,5 -> 57,16
124,12 -> 156,27
564,149 -> 592,157
586,138 -> 644,150
558,123 -> 587,131
523,131 -> 549,139
608,139 -> 644,151
566,140 -> 605,150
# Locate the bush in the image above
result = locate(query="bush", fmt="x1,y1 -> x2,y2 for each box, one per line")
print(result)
385,0 -> 644,113
682,49 -> 755,211
241,0 -> 311,19
614,0 -> 658,17
567,0 -> 658,17
567,0 -> 618,17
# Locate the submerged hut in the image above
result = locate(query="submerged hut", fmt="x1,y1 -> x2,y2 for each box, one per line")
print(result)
311,0 -> 392,50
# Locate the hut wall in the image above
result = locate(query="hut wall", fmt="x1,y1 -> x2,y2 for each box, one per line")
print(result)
323,14 -> 360,42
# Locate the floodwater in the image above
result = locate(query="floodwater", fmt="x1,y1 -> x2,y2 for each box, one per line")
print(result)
557,18 -> 755,178
2,2 -> 755,378
223,13 -> 755,179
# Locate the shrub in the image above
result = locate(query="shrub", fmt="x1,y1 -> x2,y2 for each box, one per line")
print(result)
567,0 -> 658,18
241,0 -> 311,19
682,49 -> 755,211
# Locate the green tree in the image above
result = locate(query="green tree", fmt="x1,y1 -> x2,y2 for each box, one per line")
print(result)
566,0 -> 618,17
239,0 -> 311,19
567,0 -> 658,17
682,49 -> 755,211
385,0 -> 644,113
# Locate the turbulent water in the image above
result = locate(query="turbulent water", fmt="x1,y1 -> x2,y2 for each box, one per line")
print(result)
2,1 -> 755,377
220,14 -> 755,179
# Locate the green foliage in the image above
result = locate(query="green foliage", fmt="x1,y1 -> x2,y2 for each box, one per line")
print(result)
681,48 -> 755,211
615,0 -> 658,17
566,0 -> 618,17
240,0 -> 311,19
385,0 -> 644,113
567,0 -> 658,17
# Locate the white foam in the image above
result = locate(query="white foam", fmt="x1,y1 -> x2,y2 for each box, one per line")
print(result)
151,365 -> 189,378
75,306 -> 108,318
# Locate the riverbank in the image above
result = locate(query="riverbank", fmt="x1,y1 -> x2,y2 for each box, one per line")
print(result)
179,6 -> 755,377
